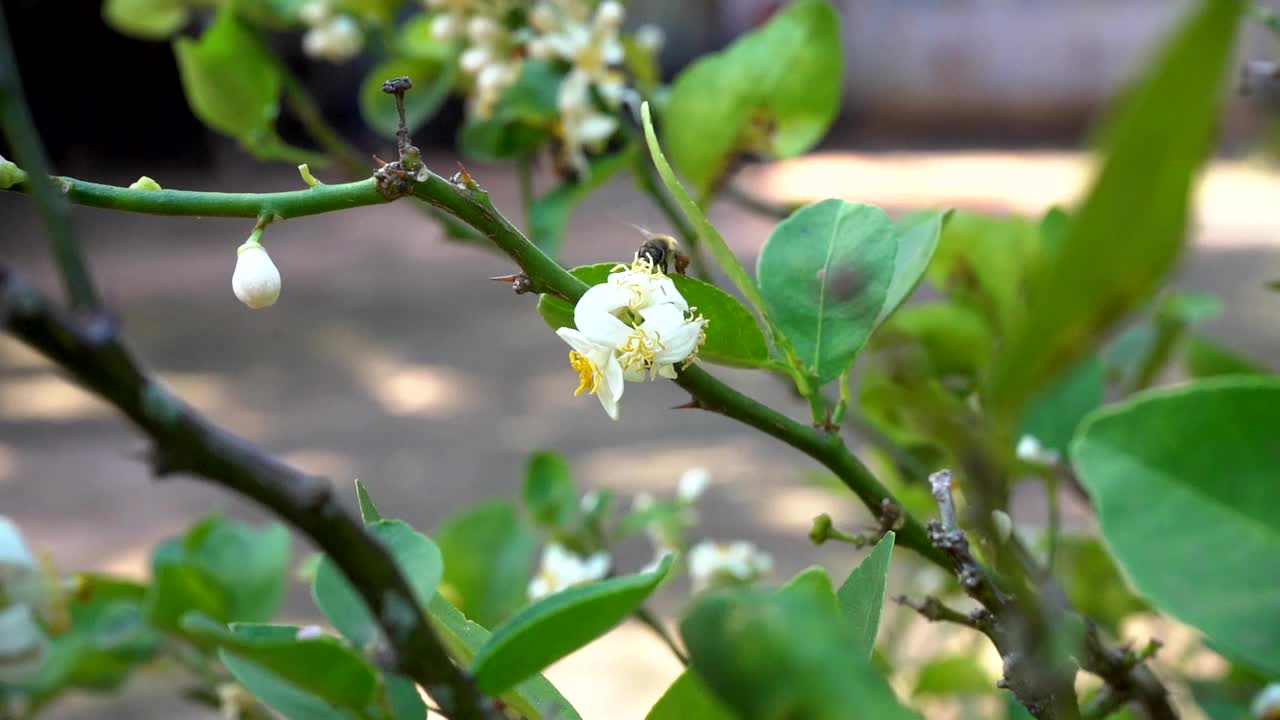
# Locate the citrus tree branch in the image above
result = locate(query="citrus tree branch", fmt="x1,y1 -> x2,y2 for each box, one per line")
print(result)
0,268 -> 497,720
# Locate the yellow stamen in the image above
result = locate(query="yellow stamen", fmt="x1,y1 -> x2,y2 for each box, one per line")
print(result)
569,351 -> 599,396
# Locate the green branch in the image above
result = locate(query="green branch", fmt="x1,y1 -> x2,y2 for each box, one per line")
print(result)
0,5 -> 99,310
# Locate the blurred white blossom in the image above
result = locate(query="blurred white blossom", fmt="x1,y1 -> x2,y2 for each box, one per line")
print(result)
677,468 -> 710,503
527,543 -> 611,600
1015,434 -> 1060,466
299,1 -> 364,63
1253,684 -> 1280,720
688,540 -> 772,591
0,604 -> 47,685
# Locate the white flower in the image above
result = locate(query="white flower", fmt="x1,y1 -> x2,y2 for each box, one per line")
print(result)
677,468 -> 710,503
688,540 -> 772,591
298,0 -> 330,25
302,15 -> 364,63
556,327 -> 625,419
466,15 -> 500,45
459,46 -> 492,74
527,543 -> 611,600
634,24 -> 665,52
0,517 -> 43,609
0,604 -> 47,685
1015,435 -> 1061,466
232,235 -> 281,309
1253,684 -> 1280,720
430,13 -> 462,41
595,1 -> 624,31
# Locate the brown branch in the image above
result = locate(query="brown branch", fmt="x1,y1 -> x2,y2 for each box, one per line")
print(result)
0,267 -> 497,720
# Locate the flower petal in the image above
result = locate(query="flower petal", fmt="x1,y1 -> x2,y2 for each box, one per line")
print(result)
596,352 -> 624,420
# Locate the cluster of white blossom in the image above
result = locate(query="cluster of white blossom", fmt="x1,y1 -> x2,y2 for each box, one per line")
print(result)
426,0 -> 664,174
558,257 -> 707,420
687,540 -> 773,592
0,517 -> 50,685
299,0 -> 365,63
527,542 -> 611,599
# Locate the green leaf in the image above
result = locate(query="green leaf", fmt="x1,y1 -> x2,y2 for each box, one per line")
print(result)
538,264 -> 771,369
681,585 -> 920,720
426,595 -> 580,720
183,617 -> 377,718
874,211 -> 948,329
311,520 -> 443,648
355,478 -> 383,524
103,0 -> 189,39
1071,376 -> 1280,675
1055,535 -> 1148,632
988,0 -> 1245,420
757,199 -> 897,383
359,57 -> 455,139
522,450 -> 577,530
471,554 -> 675,695
1186,336 -> 1269,378
640,103 -> 776,352
1018,355 -> 1103,455
836,532 -> 895,659
435,501 -> 536,628
912,655 -> 993,697
662,0 -> 842,196
777,566 -> 839,614
386,674 -> 427,720
172,9 -> 282,146
530,147 -> 634,257
646,671 -> 736,720
926,211 -> 1039,333
145,516 -> 290,629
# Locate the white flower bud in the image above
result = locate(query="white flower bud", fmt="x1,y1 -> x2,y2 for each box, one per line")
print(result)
689,540 -> 771,591
298,0 -> 330,26
302,15 -> 363,62
459,46 -> 492,74
1253,684 -> 1280,720
529,3 -> 557,33
634,24 -> 665,52
232,233 -> 281,309
466,15 -> 500,45
677,467 -> 710,503
0,604 -> 47,685
1015,434 -> 1061,466
575,113 -> 618,145
595,1 -> 624,30
430,13 -> 462,41
476,62 -> 510,93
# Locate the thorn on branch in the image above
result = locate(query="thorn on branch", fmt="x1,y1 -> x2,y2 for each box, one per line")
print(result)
488,273 -> 534,294
671,397 -> 704,410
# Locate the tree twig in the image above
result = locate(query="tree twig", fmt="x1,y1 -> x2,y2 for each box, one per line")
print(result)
0,5 -> 99,310
0,268 -> 497,720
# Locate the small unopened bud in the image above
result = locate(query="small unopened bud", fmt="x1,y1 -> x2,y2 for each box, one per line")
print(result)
232,230 -> 281,309
298,0 -> 330,26
529,3 -> 556,32
459,46 -> 491,74
677,467 -> 710,503
466,15 -> 500,45
809,513 -> 834,545
0,154 -> 26,189
595,1 -> 625,30
128,176 -> 161,191
990,510 -> 1013,543
430,13 -> 461,41
298,164 -> 320,188
634,24 -> 665,53
1253,683 -> 1280,720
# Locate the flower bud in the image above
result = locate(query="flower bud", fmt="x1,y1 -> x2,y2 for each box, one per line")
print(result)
0,154 -> 26,189
459,46 -> 492,75
677,467 -> 710,503
430,12 -> 461,41
990,509 -> 1013,543
298,0 -> 330,26
529,3 -> 557,33
128,176 -> 161,191
808,513 -> 834,545
232,232 -> 281,309
634,24 -> 665,53
1253,684 -> 1280,720
466,15 -> 500,45
595,1 -> 625,30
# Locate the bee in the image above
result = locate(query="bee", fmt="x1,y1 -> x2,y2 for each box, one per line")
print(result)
634,229 -> 690,275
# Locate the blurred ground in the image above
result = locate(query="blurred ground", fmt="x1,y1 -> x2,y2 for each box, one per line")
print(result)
2,149 -> 1278,719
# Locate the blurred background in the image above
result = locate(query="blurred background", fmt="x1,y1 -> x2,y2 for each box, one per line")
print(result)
2,0 -> 1279,717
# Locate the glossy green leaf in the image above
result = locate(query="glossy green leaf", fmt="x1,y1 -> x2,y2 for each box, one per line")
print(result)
988,0 -> 1245,420
836,532 -> 895,659
681,585 -> 919,720
1018,355 -> 1103,454
173,9 -> 282,144
359,57 -> 454,139
538,264 -> 771,369
522,450 -> 577,530
386,674 -> 427,720
1186,336 -> 1269,378
530,147 -> 634,257
183,618 -> 377,718
458,60 -> 561,161
103,0 -> 189,39
145,516 -> 290,629
912,655 -> 993,697
874,211 -> 948,328
312,520 -> 443,648
471,554 -> 675,695
645,670 -> 736,720
355,478 -> 384,524
777,566 -> 839,614
426,595 -> 580,720
663,0 -> 842,195
926,211 -> 1039,333
435,500 -> 536,628
757,200 -> 897,383
1071,377 -> 1280,675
